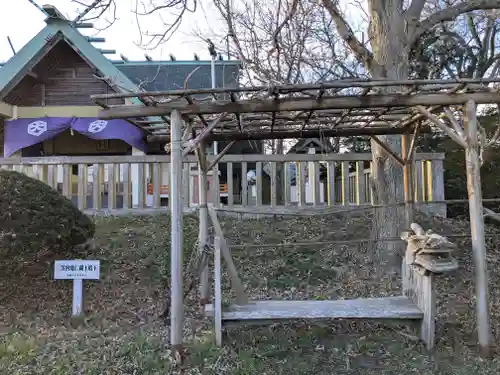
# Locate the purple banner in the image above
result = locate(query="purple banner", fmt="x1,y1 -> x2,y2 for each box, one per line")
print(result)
3,117 -> 147,157
4,117 -> 71,157
70,118 -> 147,152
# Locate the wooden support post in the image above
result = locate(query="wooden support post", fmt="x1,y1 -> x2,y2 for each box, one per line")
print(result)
170,110 -> 184,363
402,261 -> 436,350
214,236 -> 223,346
198,142 -> 209,305
463,99 -> 492,358
402,134 -> 414,229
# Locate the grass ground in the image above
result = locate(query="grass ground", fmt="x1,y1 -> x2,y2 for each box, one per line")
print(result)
1,211 -> 500,374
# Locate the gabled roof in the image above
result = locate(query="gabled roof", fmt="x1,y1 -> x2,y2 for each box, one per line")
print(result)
0,5 -> 242,104
0,6 -> 141,104
288,138 -> 335,154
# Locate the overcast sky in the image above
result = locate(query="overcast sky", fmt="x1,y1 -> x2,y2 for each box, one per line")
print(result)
0,0 -> 223,63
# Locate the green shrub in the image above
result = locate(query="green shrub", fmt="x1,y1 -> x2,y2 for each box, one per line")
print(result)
0,170 -> 95,272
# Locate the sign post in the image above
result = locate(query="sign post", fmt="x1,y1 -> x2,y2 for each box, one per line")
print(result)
54,260 -> 100,316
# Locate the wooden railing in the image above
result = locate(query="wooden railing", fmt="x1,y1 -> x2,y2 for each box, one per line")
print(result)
0,153 -> 445,214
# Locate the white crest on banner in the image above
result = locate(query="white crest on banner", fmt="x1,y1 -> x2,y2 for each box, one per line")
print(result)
88,120 -> 108,133
27,120 -> 48,137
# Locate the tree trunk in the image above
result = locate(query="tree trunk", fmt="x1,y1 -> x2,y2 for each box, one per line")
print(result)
368,3 -> 409,270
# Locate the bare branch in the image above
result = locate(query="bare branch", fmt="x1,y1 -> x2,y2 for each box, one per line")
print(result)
405,0 -> 426,28
412,0 -> 500,45
321,0 -> 380,73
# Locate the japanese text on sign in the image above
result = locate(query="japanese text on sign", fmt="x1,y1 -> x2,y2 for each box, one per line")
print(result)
54,260 -> 100,280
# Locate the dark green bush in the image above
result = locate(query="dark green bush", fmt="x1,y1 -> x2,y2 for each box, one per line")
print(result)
0,170 -> 95,271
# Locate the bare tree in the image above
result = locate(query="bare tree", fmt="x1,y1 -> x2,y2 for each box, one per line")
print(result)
319,0 -> 500,260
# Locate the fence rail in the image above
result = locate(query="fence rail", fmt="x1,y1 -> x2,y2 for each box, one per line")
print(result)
0,153 -> 445,215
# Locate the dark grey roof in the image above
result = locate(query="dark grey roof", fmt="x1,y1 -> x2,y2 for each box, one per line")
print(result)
114,61 -> 240,91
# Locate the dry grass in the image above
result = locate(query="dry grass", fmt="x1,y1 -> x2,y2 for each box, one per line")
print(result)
1,211 -> 500,374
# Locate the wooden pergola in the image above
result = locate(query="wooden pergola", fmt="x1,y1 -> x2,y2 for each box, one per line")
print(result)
91,77 -> 500,361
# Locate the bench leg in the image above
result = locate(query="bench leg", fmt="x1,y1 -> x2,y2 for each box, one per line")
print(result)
402,260 -> 436,350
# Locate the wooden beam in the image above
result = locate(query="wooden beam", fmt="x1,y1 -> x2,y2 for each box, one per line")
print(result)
27,71 -> 40,81
208,206 -> 248,305
149,125 -> 431,143
415,106 -> 467,147
97,49 -> 116,55
404,123 -> 420,163
182,113 -> 227,157
463,99 -> 492,358
16,105 -> 101,118
443,107 -> 465,138
74,23 -> 94,28
370,136 -> 405,166
99,92 -> 500,119
86,37 -> 106,43
92,77 -> 500,102
0,101 -> 14,117
206,141 -> 236,171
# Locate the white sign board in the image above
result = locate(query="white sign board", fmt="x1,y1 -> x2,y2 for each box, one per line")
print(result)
54,260 -> 100,280
53,260 -> 101,317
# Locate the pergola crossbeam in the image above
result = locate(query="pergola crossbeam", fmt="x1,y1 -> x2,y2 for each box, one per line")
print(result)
98,92 -> 500,120
147,125 -> 431,144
